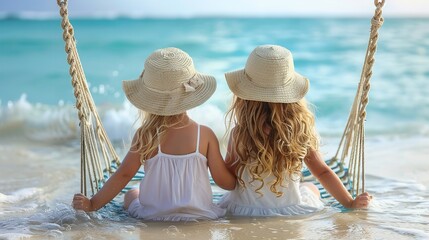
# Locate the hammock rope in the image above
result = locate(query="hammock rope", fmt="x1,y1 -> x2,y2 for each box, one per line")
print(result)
56,0 -> 384,198
332,0 -> 385,196
57,0 -> 120,196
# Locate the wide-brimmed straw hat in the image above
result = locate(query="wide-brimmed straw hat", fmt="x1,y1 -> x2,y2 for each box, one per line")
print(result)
225,45 -> 309,103
122,47 -> 216,116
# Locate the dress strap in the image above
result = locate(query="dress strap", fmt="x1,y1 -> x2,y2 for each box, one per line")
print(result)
156,128 -> 162,153
195,124 -> 201,153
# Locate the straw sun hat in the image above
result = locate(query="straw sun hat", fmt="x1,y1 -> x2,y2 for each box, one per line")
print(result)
225,45 -> 309,103
122,47 -> 216,116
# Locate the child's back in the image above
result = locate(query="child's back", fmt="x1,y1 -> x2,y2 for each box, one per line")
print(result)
72,47 -> 236,221
219,45 -> 371,216
219,99 -> 324,216
128,121 -> 226,221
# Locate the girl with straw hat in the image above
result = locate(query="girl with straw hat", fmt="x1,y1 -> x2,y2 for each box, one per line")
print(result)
219,45 -> 372,216
72,47 -> 236,221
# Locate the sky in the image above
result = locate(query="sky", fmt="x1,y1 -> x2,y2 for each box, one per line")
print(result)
0,0 -> 428,18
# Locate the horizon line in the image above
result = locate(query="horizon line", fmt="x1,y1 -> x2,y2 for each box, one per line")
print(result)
1,11 -> 429,21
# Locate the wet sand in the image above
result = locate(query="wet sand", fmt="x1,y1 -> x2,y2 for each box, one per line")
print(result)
1,137 -> 429,239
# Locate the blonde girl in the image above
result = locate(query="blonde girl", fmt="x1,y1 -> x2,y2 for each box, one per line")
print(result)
219,45 -> 371,216
72,47 -> 236,221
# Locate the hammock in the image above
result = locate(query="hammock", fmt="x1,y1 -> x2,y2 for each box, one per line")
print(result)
56,0 -> 385,199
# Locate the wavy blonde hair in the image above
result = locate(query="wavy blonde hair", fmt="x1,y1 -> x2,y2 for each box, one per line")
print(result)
226,97 -> 319,197
131,111 -> 187,164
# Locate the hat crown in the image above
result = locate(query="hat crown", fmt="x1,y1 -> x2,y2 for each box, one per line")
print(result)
143,47 -> 196,91
245,45 -> 295,88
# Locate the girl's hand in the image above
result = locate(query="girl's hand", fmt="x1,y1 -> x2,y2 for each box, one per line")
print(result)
350,192 -> 372,209
72,193 -> 94,212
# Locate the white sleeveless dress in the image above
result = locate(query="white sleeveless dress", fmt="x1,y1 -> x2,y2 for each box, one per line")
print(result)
218,168 -> 324,216
127,125 -> 226,221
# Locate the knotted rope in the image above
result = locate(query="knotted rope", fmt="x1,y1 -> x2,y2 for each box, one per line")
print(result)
57,0 -> 120,196
333,0 -> 385,196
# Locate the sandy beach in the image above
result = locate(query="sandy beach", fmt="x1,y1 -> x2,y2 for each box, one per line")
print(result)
1,136 -> 428,239
365,137 -> 429,187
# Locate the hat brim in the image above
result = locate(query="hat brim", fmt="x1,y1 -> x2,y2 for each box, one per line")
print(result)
225,69 -> 309,103
123,73 -> 216,116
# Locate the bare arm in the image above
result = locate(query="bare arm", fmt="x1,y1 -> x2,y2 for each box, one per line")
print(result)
73,139 -> 142,211
205,126 -> 236,190
304,149 -> 371,209
224,131 -> 238,176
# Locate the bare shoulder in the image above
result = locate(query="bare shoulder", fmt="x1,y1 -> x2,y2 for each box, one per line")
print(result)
199,124 -> 218,141
198,124 -> 220,157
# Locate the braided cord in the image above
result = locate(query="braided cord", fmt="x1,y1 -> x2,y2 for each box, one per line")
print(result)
334,0 -> 385,196
57,0 -> 120,196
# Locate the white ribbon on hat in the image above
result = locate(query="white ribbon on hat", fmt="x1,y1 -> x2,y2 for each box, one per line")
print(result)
183,77 -> 203,92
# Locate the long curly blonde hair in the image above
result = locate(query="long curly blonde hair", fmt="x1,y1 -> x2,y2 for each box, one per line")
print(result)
226,97 -> 319,197
131,111 -> 187,164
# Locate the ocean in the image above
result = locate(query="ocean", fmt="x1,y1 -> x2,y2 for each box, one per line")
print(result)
1,17 -> 429,239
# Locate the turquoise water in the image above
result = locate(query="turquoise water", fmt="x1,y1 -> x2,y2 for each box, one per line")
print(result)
1,18 -> 429,239
1,18 -> 429,141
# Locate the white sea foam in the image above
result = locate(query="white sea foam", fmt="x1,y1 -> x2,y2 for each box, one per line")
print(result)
0,188 -> 41,204
0,233 -> 33,240
102,100 -> 139,143
188,103 -> 226,139
0,94 -> 230,144
0,94 -> 79,143
1,93 -> 428,146
379,225 -> 429,240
